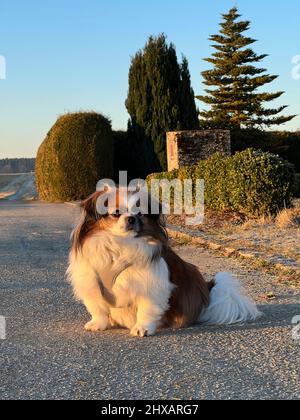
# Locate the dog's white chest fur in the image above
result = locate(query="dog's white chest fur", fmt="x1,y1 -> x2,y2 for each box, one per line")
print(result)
111,258 -> 172,307
68,233 -> 174,336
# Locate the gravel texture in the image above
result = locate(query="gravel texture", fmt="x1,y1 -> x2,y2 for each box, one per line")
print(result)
0,202 -> 299,400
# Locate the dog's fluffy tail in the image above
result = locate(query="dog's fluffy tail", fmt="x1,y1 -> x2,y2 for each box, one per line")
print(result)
199,272 -> 262,325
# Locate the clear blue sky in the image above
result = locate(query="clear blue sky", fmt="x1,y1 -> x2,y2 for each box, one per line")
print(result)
0,0 -> 299,158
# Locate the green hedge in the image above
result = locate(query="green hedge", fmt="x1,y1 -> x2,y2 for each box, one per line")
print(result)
147,149 -> 295,216
36,112 -> 114,201
231,129 -> 300,172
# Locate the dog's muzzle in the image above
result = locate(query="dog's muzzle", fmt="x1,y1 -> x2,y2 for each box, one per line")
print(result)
125,215 -> 141,232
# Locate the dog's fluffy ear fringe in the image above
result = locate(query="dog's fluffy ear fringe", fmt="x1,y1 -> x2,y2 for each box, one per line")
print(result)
71,192 -> 104,253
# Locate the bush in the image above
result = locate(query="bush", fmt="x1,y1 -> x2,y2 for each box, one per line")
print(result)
266,132 -> 300,173
231,129 -> 300,172
36,112 -> 114,201
294,174 -> 300,198
147,149 -> 295,216
227,149 -> 294,215
112,130 -> 143,182
113,130 -> 130,181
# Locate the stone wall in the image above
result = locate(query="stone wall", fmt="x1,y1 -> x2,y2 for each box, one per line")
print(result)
167,130 -> 231,171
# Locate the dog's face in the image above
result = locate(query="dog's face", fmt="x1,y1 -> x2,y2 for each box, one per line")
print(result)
71,188 -> 167,252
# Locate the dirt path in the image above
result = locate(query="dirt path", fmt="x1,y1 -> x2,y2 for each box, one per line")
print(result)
0,202 -> 299,400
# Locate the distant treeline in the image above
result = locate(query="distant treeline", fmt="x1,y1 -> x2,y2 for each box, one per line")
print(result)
0,158 -> 35,174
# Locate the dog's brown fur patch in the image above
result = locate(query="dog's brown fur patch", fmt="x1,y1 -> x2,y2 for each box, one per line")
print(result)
71,191 -> 123,253
162,248 -> 214,328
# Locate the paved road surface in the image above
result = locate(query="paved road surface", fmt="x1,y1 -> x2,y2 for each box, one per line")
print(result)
0,202 -> 299,400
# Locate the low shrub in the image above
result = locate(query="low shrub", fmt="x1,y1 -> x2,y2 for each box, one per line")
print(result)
147,149 -> 295,216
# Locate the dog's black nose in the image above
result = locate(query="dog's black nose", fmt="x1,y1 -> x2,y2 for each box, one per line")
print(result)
127,216 -> 136,225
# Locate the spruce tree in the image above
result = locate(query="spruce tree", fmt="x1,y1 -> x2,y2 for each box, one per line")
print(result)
126,34 -> 199,174
197,7 -> 295,129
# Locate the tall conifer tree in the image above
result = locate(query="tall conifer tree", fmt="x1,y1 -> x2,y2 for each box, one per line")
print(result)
126,34 -> 199,174
197,7 -> 295,129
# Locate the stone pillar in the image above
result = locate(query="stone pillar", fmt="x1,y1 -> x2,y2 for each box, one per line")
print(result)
167,130 -> 231,171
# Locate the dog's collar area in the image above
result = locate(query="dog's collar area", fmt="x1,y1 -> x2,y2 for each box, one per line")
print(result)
96,263 -> 133,295
111,263 -> 133,286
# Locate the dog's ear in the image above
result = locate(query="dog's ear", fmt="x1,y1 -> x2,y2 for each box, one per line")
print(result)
80,192 -> 101,219
144,193 -> 168,242
71,192 -> 105,253
147,193 -> 166,222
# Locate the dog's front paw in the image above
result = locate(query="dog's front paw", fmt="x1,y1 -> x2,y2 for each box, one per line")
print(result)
84,317 -> 108,332
130,323 -> 156,338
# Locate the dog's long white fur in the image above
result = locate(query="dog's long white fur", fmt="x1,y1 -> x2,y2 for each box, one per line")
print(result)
199,272 -> 262,325
68,231 -> 174,336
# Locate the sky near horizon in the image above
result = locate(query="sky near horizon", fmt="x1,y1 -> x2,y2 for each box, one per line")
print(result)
0,0 -> 299,158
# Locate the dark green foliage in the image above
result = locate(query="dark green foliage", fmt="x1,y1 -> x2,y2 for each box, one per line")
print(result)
148,149 -> 295,216
231,128 -> 269,151
231,129 -> 300,171
127,120 -> 161,180
226,149 -> 295,215
112,130 -> 144,181
113,130 -> 131,181
179,57 -> 200,131
294,174 -> 300,198
197,7 -> 295,129
263,132 -> 300,173
126,34 -> 199,174
36,112 -> 114,201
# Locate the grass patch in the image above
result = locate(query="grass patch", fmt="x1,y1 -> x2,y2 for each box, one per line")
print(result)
275,208 -> 300,229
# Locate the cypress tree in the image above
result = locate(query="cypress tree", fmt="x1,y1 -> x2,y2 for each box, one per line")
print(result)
197,7 -> 296,129
126,34 -> 199,174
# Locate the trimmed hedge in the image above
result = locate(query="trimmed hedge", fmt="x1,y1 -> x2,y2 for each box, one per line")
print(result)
36,112 -> 114,201
147,149 -> 295,216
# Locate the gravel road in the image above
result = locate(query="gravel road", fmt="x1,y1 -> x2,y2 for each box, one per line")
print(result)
0,202 -> 299,400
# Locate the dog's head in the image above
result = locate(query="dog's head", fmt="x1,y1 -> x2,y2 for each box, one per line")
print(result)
71,187 -> 167,253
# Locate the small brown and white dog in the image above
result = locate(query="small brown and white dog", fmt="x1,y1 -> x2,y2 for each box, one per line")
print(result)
67,187 -> 261,337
